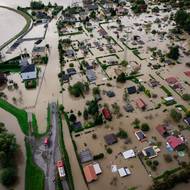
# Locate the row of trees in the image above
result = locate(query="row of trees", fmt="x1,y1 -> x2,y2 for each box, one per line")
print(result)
0,123 -> 18,187
150,163 -> 190,190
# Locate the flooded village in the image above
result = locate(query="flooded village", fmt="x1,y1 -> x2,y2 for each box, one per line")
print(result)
1,0 -> 190,190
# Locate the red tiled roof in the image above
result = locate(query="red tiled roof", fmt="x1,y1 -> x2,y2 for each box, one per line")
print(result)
167,136 -> 183,150
184,71 -> 190,77
136,98 -> 146,109
165,77 -> 178,84
156,124 -> 167,136
83,164 -> 97,183
102,108 -> 112,120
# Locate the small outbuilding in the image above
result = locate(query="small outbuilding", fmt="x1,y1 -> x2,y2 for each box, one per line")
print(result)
122,149 -> 135,159
127,86 -> 137,94
104,133 -> 117,145
135,130 -> 146,142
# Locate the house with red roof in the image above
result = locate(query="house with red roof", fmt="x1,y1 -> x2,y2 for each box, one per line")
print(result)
165,77 -> 178,85
83,164 -> 97,183
102,107 -> 112,120
135,98 -> 146,110
156,124 -> 169,137
167,136 -> 185,151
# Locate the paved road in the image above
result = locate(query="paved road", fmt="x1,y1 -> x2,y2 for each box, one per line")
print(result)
31,102 -> 69,190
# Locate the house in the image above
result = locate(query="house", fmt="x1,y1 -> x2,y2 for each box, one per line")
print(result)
135,98 -> 146,110
184,117 -> 190,126
123,103 -> 134,112
93,163 -> 102,175
86,4 -> 98,11
102,107 -> 112,120
79,148 -> 93,163
83,164 -> 97,183
156,124 -> 169,137
0,73 -> 7,86
164,96 -> 175,105
127,86 -> 137,94
122,149 -> 135,159
118,167 -> 131,177
61,74 -> 69,83
135,130 -> 146,142
67,68 -> 77,76
98,28 -> 108,37
32,46 -> 46,57
167,136 -> 185,151
106,91 -> 115,97
65,49 -> 75,57
20,64 -> 37,81
142,146 -> 158,159
72,121 -> 83,132
165,77 -> 178,85
86,69 -> 96,82
104,133 -> 117,145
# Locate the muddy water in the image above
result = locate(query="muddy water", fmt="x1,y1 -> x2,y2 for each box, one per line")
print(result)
0,7 -> 26,46
0,108 -> 25,190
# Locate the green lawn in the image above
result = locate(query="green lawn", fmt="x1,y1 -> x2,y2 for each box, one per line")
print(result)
0,98 -> 29,135
25,141 -> 45,190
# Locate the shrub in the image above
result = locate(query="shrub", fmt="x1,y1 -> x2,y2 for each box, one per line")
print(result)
182,94 -> 190,101
141,123 -> 150,132
106,147 -> 113,154
164,154 -> 173,163
146,160 -> 152,166
153,160 -> 159,166
116,72 -> 126,83
117,129 -> 128,138
69,63 -> 74,67
170,109 -> 182,122
1,167 -> 17,187
93,153 -> 104,160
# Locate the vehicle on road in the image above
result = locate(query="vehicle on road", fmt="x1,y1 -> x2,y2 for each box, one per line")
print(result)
56,160 -> 66,179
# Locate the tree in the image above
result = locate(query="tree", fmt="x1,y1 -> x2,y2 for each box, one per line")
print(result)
167,46 -> 180,60
163,154 -> 173,163
117,129 -> 128,138
92,87 -> 100,95
87,100 -> 99,115
120,60 -> 128,67
83,109 -> 88,120
89,11 -> 96,19
182,93 -> 190,101
1,167 -> 17,186
170,109 -> 182,122
69,114 -> 77,123
116,72 -> 126,83
94,114 -> 103,125
141,123 -> 150,132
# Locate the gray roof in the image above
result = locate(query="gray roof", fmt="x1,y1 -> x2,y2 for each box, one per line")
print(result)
79,148 -> 93,163
32,46 -> 45,53
86,69 -> 96,82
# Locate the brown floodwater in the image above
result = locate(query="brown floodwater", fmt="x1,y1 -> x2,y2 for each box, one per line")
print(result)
0,108 -> 25,190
